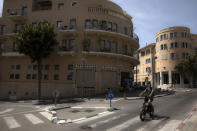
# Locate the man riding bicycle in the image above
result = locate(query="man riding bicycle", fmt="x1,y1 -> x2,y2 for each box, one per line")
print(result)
139,83 -> 154,110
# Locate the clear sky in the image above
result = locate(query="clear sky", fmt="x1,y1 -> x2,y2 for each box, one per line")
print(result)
0,0 -> 197,48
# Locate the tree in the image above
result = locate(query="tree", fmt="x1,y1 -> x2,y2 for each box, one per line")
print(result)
16,22 -> 58,101
175,49 -> 197,88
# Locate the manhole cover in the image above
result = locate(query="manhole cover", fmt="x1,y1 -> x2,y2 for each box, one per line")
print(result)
85,109 -> 94,113
70,110 -> 80,113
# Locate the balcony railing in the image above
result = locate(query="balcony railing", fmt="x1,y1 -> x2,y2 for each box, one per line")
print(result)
84,28 -> 139,43
7,9 -> 27,21
58,46 -> 74,52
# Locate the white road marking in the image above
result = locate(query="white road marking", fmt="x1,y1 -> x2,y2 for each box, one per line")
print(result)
0,108 -> 14,114
74,111 -> 115,124
71,106 -> 107,109
88,114 -> 127,128
3,116 -> 21,129
136,119 -> 163,131
158,120 -> 181,131
24,113 -> 44,125
106,116 -> 140,131
39,112 -> 52,121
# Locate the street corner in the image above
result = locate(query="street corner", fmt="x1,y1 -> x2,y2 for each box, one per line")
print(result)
49,105 -> 115,124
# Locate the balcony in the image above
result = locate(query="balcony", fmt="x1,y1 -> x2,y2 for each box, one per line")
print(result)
82,49 -> 139,64
84,29 -> 139,48
7,9 -> 27,22
58,26 -> 78,36
0,49 -> 23,56
57,46 -> 76,56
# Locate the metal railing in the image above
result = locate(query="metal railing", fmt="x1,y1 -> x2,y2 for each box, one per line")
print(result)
7,9 -> 27,17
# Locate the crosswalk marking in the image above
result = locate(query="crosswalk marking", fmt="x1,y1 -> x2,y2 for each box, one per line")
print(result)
106,116 -> 140,131
136,119 -> 163,131
74,111 -> 115,124
158,120 -> 181,131
24,114 -> 44,125
39,112 -> 52,121
3,116 -> 21,129
0,108 -> 14,115
88,114 -> 127,128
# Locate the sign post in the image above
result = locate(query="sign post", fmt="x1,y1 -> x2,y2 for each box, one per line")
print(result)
108,91 -> 114,110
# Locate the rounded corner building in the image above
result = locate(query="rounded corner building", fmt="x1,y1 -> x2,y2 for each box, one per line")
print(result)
0,0 -> 139,99
154,26 -> 196,89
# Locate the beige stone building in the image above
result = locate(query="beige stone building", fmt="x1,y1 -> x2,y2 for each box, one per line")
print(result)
0,0 -> 139,99
135,26 -> 197,89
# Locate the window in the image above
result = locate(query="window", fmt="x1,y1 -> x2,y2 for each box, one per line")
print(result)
146,58 -> 151,64
67,72 -> 73,80
107,22 -> 112,31
182,42 -> 185,48
101,21 -> 107,30
164,34 -> 167,39
33,65 -> 37,70
106,40 -> 111,51
26,74 -> 31,79
83,39 -> 90,51
12,42 -> 16,52
15,24 -> 20,33
10,74 -> 14,79
112,23 -> 117,32
54,74 -> 59,80
45,65 -> 50,70
68,65 -> 73,70
160,35 -> 163,41
182,53 -> 186,59
124,27 -> 128,35
32,74 -> 37,79
0,25 -> 6,35
170,33 -> 173,38
55,65 -> 60,70
15,74 -> 20,79
174,32 -> 177,37
175,42 -> 178,48
22,7 -> 27,16
10,65 -> 15,70
185,43 -> 188,48
181,32 -> 184,37
122,45 -> 128,55
71,1 -> 77,7
85,19 -> 91,29
58,3 -> 64,9
70,19 -> 76,29
44,74 -> 49,80
16,65 -> 21,70
92,20 -> 98,29
100,40 -> 105,51
164,44 -> 167,49
57,21 -> 62,29
170,43 -> 174,48
185,32 -> 187,37
146,67 -> 151,73
111,41 -> 117,53
69,39 -> 75,51
170,53 -> 175,59
160,45 -> 164,50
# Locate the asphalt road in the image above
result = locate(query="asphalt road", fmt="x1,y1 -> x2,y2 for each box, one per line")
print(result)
0,89 -> 197,131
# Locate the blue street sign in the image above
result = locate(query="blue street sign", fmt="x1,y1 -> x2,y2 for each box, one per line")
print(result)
108,91 -> 114,100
